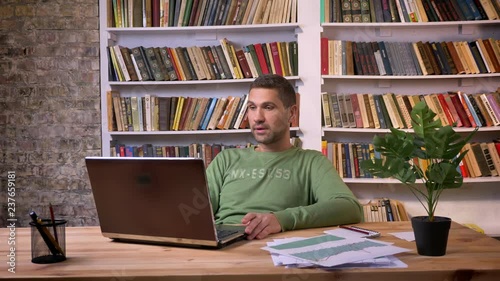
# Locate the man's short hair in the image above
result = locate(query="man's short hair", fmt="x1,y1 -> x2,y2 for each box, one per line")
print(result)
249,74 -> 296,108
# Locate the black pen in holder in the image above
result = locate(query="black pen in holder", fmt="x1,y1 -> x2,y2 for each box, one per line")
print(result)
29,219 -> 67,264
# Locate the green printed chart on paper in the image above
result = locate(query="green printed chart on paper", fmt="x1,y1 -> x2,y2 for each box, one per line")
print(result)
263,234 -> 410,267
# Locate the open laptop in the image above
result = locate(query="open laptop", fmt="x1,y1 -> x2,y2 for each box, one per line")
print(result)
85,157 -> 246,249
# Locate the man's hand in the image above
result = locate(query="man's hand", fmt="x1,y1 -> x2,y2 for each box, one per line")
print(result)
241,213 -> 282,240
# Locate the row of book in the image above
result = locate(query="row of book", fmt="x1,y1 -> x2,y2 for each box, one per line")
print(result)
362,198 -> 409,222
111,142 -> 250,167
108,39 -> 298,82
322,140 -> 500,178
108,0 -> 298,28
110,137 -> 303,166
323,0 -> 500,23
107,91 -> 301,132
322,91 -> 500,129
320,38 -> 500,76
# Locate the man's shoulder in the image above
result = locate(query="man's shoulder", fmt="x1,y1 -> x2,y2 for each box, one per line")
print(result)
290,148 -> 332,167
217,147 -> 253,157
293,147 -> 326,158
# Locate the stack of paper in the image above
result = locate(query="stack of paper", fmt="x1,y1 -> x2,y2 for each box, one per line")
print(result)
262,228 -> 409,269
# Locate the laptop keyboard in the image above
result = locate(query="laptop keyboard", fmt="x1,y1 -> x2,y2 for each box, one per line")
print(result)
217,229 -> 239,239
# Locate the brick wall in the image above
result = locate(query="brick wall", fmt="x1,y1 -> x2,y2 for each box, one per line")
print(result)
0,0 -> 101,227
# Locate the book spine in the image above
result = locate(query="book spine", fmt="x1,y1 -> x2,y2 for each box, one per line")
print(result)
481,93 -> 500,125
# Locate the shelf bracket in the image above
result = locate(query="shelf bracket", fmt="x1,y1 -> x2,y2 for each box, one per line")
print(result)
458,78 -> 474,87
377,80 -> 392,88
376,27 -> 392,37
195,31 -> 217,41
107,32 -> 117,44
458,24 -> 474,35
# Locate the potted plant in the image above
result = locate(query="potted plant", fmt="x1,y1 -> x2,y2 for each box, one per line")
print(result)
360,101 -> 478,256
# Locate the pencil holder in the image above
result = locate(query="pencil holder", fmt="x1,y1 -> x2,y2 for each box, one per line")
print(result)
29,219 -> 67,264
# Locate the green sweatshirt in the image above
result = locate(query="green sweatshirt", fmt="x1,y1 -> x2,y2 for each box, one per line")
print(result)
206,146 -> 363,231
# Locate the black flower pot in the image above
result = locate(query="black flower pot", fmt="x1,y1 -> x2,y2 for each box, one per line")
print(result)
411,216 -> 451,256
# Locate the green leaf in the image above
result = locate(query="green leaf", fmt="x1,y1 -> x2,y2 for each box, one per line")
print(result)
426,162 -> 463,189
359,100 -> 478,219
360,157 -> 416,184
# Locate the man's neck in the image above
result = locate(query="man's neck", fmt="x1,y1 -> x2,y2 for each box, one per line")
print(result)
255,142 -> 293,152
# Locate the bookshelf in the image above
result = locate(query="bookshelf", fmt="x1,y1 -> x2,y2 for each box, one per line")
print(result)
99,1 -> 302,158
319,2 -> 500,236
99,1 -> 500,235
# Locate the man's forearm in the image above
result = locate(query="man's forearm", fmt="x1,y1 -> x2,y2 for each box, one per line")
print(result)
274,197 -> 363,231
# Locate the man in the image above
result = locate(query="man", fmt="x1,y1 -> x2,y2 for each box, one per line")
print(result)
206,74 -> 362,240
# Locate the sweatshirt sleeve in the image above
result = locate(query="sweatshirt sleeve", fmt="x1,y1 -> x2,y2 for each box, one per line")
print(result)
206,152 -> 225,215
273,154 -> 363,231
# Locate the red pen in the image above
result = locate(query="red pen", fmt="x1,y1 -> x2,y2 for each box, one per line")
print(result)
339,225 -> 370,235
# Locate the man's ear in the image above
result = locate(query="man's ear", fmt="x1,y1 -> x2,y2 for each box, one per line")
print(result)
288,104 -> 298,122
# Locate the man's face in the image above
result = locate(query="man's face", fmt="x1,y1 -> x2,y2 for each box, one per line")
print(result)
247,88 -> 294,150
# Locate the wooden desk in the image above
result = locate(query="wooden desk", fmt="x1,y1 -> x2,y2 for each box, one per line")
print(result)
1,222 -> 500,280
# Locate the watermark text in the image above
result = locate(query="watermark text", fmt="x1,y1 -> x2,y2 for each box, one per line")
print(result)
6,171 -> 17,273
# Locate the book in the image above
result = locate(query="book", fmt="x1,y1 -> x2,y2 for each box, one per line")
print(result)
344,94 -> 356,128
487,93 -> 500,120
224,96 -> 242,129
442,93 -> 463,127
372,94 -> 388,129
469,42 -> 488,74
471,142 -> 492,177
361,0 -> 372,22
245,44 -> 263,77
351,0 -> 363,22
342,0 -> 353,22
216,96 -> 235,129
254,43 -> 270,75
196,46 -> 215,80
446,41 -> 466,74
457,91 -> 478,127
351,94 -> 364,128
476,40 -> 494,73
328,92 -> 342,128
449,92 -> 472,127
337,93 -> 349,127
322,92 -> 333,127
487,142 -> 500,175
158,47 -> 179,80
396,94 -> 412,129
158,97 -> 172,131
473,94 -> 494,127
269,41 -> 284,76
453,41 -> 472,74
232,94 -> 249,129
430,93 -> 449,126
468,93 -> 487,127
207,97 -> 228,130
210,45 -> 227,79
189,97 -> 208,130
186,46 -> 207,80
463,143 -> 480,177
482,39 -> 500,73
480,142 -> 499,177
179,97 -> 196,131
364,94 -> 378,128
362,94 -> 375,128
460,41 -> 480,74
214,45 -> 233,79
199,97 -> 217,130
480,93 -> 500,126
199,97 -> 218,130
110,91 -> 124,131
